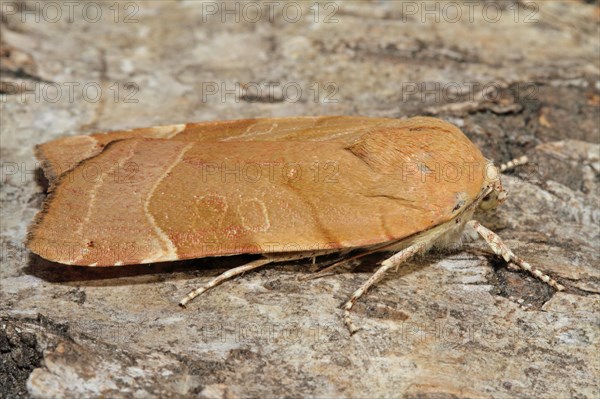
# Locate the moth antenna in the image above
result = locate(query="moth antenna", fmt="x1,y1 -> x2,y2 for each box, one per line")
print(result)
179,258 -> 273,307
343,242 -> 426,335
467,220 -> 565,291
299,258 -> 359,281
300,242 -> 396,281
499,155 -> 528,173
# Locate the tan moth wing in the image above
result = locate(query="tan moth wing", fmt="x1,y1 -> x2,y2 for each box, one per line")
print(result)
27,121 -> 487,266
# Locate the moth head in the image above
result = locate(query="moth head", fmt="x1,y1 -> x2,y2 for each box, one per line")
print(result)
479,163 -> 507,211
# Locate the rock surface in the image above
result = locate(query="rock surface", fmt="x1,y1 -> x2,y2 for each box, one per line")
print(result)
1,1 -> 598,398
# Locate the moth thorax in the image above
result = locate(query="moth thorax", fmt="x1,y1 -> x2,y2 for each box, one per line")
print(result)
431,210 -> 474,251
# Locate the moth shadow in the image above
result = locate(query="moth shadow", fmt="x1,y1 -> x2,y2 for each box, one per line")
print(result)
35,166 -> 49,192
24,249 -> 455,289
24,253 -> 264,287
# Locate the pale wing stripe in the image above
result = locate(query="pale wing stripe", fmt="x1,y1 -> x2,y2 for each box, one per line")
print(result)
142,142 -> 194,263
72,140 -> 141,264
221,122 -> 278,141
162,124 -> 186,138
76,135 -> 100,161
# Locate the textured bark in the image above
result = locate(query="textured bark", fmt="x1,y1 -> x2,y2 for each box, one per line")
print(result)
1,1 -> 598,398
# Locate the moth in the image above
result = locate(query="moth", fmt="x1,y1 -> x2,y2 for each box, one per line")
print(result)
27,116 -> 564,334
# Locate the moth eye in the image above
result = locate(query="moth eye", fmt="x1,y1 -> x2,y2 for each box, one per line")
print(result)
482,194 -> 491,202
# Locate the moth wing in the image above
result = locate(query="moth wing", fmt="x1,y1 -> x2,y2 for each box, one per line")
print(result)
28,122 -> 487,266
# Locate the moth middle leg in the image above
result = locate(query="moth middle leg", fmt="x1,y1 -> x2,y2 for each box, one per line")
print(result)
343,241 -> 426,335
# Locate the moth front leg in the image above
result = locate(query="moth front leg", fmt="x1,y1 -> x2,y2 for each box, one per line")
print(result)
179,252 -> 323,307
467,220 -> 565,291
343,242 -> 426,335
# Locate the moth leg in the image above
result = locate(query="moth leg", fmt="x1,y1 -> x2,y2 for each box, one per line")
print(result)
298,251 -> 368,281
467,220 -> 565,291
499,155 -> 528,172
179,258 -> 273,307
299,256 -> 360,281
343,242 -> 426,335
301,241 -> 404,281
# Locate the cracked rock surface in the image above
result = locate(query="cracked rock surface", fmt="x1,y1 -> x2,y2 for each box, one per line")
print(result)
1,1 -> 598,398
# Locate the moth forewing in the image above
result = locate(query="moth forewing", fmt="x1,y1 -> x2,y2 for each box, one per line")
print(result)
28,123 -> 487,266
